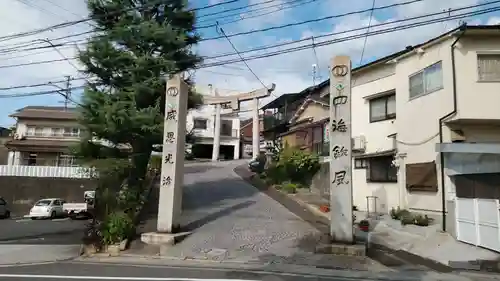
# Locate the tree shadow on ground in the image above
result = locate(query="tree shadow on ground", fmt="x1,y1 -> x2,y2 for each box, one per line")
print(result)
136,176 -> 259,235
182,200 -> 256,232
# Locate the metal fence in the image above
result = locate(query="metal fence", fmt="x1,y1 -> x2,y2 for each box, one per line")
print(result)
0,165 -> 93,178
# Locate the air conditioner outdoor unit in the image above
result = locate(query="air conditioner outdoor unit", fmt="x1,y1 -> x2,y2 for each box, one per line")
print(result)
13,133 -> 24,140
352,135 -> 366,152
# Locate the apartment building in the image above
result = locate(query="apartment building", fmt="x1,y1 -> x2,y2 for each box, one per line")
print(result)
326,25 -> 500,252
187,106 -> 241,160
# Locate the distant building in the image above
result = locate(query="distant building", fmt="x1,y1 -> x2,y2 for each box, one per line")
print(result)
0,127 -> 12,165
187,106 -> 241,160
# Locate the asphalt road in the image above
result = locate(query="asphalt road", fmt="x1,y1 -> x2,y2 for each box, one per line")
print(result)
0,217 -> 87,244
0,261 -> 461,281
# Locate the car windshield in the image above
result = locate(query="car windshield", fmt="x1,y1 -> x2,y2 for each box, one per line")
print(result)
35,200 -> 52,206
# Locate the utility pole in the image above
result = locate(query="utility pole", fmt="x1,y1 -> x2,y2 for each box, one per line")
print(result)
211,87 -> 221,162
64,75 -> 71,110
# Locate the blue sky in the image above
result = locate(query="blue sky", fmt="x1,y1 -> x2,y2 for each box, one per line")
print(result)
0,0 -> 498,126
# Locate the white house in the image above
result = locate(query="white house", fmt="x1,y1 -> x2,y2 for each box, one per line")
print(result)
325,25 -> 500,252
187,105 -> 241,160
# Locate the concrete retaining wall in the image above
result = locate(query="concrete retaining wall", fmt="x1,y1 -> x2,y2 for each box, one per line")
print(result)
0,176 -> 97,215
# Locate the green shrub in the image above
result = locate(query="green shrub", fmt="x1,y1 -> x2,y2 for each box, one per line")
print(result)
280,182 -> 298,194
390,207 -> 411,220
266,164 -> 287,184
275,148 -> 320,184
101,212 -> 135,245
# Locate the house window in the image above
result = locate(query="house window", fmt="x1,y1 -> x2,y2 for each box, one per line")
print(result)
51,128 -> 63,137
312,126 -> 324,155
295,131 -> 307,147
354,158 -> 368,169
409,61 -> 443,99
26,126 -> 35,136
193,118 -> 207,130
367,155 -> 397,182
34,127 -> 43,136
27,153 -> 37,166
58,154 -> 76,167
64,127 -> 80,137
369,93 -> 396,122
478,54 -> 500,82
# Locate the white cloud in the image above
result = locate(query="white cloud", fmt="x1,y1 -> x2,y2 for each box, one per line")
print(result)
487,16 -> 500,25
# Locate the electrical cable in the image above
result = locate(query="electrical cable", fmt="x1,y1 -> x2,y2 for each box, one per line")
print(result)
0,0 -> 480,68
358,0 -> 377,65
0,2 -> 497,87
199,0 -> 425,41
0,0 -> 240,43
217,24 -> 269,92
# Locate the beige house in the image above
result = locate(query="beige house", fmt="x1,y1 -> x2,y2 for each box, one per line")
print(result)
5,106 -> 81,168
321,25 -> 500,252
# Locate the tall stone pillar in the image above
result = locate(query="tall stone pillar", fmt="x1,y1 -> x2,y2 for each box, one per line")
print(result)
329,56 -> 354,243
252,97 -> 259,160
156,74 -> 188,233
212,101 -> 221,162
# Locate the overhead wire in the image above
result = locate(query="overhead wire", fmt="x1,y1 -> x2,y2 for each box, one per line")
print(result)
0,0 -> 430,59
1,0 -> 498,99
0,1 -> 496,71
0,0 -> 240,44
199,0 -> 425,41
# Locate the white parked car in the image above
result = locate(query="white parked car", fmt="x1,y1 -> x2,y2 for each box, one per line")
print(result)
29,198 -> 66,220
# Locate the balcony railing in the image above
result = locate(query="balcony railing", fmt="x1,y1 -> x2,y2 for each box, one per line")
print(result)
0,165 -> 94,178
221,129 -> 238,138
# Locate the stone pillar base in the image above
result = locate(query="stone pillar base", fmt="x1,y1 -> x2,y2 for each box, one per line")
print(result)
140,231 -> 190,246
316,242 -> 367,257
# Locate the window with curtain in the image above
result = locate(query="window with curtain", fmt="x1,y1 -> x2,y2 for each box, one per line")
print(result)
369,93 -> 396,122
409,61 -> 443,99
478,54 -> 500,82
368,155 -> 397,182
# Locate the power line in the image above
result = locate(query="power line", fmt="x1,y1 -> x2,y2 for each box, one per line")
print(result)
0,0 -> 240,44
358,0 -> 377,65
205,0 -> 319,28
199,0 -> 425,41
216,24 -> 270,93
0,86 -> 85,98
204,0 -> 500,60
0,2 -> 497,74
198,6 -> 500,69
196,0 -> 316,28
197,0 -> 277,19
0,0 -> 432,60
0,77 -> 86,91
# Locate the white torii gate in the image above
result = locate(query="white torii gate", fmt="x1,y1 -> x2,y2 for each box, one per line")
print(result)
203,84 -> 276,161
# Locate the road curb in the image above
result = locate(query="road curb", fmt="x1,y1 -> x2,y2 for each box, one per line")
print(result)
72,255 -> 466,281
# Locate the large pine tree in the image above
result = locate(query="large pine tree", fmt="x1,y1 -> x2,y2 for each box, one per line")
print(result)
76,0 -> 202,201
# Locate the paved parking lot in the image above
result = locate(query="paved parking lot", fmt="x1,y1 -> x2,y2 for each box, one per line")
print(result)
0,217 -> 87,243
0,217 -> 86,266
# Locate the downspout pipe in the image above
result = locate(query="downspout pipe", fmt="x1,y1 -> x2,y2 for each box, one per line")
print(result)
438,24 -> 466,233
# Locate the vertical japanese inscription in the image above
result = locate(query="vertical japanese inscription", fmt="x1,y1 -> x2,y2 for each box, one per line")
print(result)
161,85 -> 179,187
329,55 -> 353,242
330,58 -> 351,186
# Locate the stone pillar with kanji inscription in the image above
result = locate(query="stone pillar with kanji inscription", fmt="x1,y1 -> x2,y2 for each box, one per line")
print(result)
156,74 -> 188,234
329,56 -> 354,243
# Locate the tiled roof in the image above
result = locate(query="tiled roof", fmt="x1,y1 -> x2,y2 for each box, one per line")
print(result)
10,106 -> 79,120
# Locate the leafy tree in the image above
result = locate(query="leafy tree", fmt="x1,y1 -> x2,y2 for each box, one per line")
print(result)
75,0 -> 203,216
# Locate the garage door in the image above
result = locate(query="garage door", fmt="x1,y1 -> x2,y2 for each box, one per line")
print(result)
456,198 -> 500,252
455,173 -> 500,253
